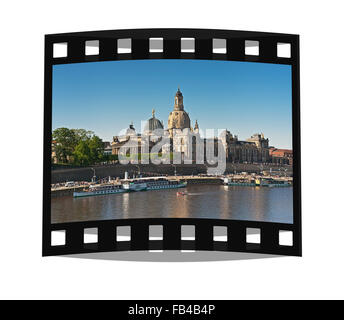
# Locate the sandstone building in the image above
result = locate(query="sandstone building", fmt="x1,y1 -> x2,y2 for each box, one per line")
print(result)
269,148 -> 293,165
111,88 -> 284,164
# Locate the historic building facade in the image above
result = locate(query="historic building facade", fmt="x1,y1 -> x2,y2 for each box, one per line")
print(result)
111,88 -> 273,163
269,148 -> 293,165
111,113 -> 164,157
111,122 -> 144,156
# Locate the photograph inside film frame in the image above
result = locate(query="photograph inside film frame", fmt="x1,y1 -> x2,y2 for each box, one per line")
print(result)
51,59 -> 293,225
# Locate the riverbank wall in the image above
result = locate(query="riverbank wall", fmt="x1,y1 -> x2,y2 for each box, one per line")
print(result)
181,178 -> 223,185
51,163 -> 292,184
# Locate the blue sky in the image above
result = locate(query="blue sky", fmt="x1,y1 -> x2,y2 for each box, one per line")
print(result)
52,59 -> 292,149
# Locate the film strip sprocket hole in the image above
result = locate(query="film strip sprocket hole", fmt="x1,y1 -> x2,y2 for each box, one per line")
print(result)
48,29 -> 295,64
43,29 -> 301,257
49,219 -> 298,256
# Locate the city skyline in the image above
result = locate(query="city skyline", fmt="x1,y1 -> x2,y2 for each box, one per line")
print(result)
52,59 -> 292,149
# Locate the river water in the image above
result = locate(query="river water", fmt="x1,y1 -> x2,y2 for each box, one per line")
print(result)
51,185 -> 293,224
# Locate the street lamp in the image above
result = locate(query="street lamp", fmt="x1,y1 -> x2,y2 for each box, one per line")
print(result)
172,164 -> 177,176
134,165 -> 141,177
91,167 -> 96,183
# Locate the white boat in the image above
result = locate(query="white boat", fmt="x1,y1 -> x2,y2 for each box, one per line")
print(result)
73,184 -> 127,198
146,177 -> 187,191
222,177 -> 256,186
257,178 -> 291,187
122,176 -> 186,192
222,176 -> 291,187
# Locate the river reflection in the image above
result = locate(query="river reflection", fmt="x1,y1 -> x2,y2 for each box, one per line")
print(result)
51,185 -> 293,224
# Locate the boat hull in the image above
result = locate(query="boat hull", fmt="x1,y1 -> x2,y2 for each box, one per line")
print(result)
73,189 -> 127,198
147,183 -> 186,191
225,182 -> 256,187
224,182 -> 291,187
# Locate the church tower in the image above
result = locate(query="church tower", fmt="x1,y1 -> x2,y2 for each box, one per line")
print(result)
167,88 -> 191,135
174,87 -> 184,111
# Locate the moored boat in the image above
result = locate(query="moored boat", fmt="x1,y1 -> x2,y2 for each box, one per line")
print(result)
223,177 -> 256,186
73,184 -> 127,198
123,176 -> 186,192
146,177 -> 187,191
223,176 -> 291,187
255,178 -> 291,187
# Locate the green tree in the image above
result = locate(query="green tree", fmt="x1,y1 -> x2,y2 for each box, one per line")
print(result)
52,128 -> 77,163
73,140 -> 91,166
52,127 -> 103,165
72,129 -> 94,143
88,135 -> 104,163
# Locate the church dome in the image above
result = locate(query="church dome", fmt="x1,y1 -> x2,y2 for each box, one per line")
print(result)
168,110 -> 191,130
144,109 -> 164,133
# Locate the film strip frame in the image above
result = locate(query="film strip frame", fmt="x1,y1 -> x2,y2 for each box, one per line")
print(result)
43,28 -> 301,257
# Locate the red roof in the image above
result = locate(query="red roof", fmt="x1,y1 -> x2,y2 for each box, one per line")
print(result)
269,148 -> 292,157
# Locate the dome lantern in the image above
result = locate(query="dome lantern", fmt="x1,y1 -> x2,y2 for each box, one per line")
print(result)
194,120 -> 199,133
144,109 -> 164,134
174,87 -> 184,111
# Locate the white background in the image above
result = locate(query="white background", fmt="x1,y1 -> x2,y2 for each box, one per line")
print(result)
1,0 -> 343,300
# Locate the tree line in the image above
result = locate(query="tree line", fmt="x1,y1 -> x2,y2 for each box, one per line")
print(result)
52,128 -> 117,166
